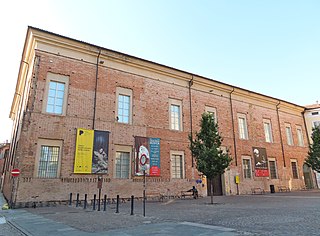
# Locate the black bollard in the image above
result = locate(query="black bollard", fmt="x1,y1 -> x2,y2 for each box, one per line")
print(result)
69,193 -> 72,206
103,195 -> 107,211
76,193 -> 79,207
93,194 -> 96,210
84,194 -> 87,209
116,195 -> 119,213
130,195 -> 134,215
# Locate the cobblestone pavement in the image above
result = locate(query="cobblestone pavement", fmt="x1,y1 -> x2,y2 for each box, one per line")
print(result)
2,190 -> 320,235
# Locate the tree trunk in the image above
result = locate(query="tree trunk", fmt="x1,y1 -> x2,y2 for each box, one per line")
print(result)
210,177 -> 214,204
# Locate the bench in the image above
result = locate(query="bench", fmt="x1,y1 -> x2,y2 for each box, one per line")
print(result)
181,190 -> 198,199
251,187 -> 265,195
146,192 -> 164,201
278,186 -> 290,192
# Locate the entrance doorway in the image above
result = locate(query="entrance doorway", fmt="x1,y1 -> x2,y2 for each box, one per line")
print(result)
207,175 -> 223,196
303,164 -> 313,189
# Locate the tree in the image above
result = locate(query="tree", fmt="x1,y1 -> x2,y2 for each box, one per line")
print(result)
305,126 -> 320,172
189,112 -> 232,204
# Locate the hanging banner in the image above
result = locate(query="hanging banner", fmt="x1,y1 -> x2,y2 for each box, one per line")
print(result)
74,128 -> 109,174
135,136 -> 160,176
252,147 -> 269,177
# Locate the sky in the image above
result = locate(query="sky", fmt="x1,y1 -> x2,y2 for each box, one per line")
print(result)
1,0 -> 320,143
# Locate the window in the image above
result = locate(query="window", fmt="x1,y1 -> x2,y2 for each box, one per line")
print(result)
170,151 -> 184,178
169,99 -> 183,131
115,152 -> 130,178
35,139 -> 62,178
116,87 -> 132,124
238,114 -> 248,140
296,126 -> 304,147
43,73 -> 69,115
242,157 -> 252,179
205,106 -> 217,122
313,121 -> 320,128
263,120 -> 273,143
285,125 -> 293,146
291,160 -> 299,179
268,159 -> 277,179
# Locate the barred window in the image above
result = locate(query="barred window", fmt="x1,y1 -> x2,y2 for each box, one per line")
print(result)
38,145 -> 60,178
269,160 -> 277,179
291,161 -> 299,179
171,154 -> 183,179
115,152 -> 130,178
242,158 -> 252,179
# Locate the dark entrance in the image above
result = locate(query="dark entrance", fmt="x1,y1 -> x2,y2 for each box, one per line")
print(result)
303,164 -> 313,189
207,175 -> 223,196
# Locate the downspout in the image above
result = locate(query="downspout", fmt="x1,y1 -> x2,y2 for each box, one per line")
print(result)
92,49 -> 101,130
229,88 -> 237,166
276,101 -> 286,167
188,76 -> 194,168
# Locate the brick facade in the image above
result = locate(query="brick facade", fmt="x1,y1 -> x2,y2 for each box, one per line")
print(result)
2,27 -> 313,207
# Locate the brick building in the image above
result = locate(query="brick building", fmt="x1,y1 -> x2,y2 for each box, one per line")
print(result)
2,27 -> 312,207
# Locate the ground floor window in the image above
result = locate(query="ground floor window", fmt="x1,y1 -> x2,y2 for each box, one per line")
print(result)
242,157 -> 252,179
115,151 -> 130,178
291,160 -> 299,179
268,159 -> 277,179
171,152 -> 184,179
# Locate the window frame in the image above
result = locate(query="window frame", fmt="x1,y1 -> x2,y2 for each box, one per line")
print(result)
34,139 -> 63,178
263,119 -> 273,143
268,158 -> 278,179
170,150 -> 185,179
116,87 -> 133,124
285,124 -> 294,146
42,72 -> 69,116
205,106 -> 217,123
238,114 -> 249,140
291,159 -> 299,179
114,145 -> 132,179
169,99 -> 183,131
296,126 -> 304,147
242,156 -> 252,179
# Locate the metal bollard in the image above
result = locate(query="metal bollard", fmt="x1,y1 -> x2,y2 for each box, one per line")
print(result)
84,194 -> 87,209
116,195 -> 119,213
130,195 -> 134,215
69,193 -> 72,206
103,195 -> 107,211
93,194 -> 96,210
76,193 -> 79,207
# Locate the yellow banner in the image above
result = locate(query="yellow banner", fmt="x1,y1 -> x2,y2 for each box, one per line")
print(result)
74,128 -> 94,173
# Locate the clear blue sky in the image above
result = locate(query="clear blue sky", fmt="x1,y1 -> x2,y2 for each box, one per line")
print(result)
1,0 -> 320,142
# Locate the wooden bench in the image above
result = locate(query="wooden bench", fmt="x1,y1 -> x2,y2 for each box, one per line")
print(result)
181,190 -> 198,199
146,192 -> 164,201
278,186 -> 290,192
251,187 -> 265,195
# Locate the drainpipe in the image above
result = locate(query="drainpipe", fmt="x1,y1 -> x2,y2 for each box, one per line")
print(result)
92,49 -> 101,130
276,101 -> 286,167
188,76 -> 194,168
229,88 -> 237,166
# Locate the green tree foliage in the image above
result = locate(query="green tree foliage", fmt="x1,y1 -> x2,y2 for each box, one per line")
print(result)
305,126 -> 320,172
189,112 -> 232,204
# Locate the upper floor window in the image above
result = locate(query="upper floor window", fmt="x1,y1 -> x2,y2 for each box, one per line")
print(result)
263,119 -> 273,143
285,124 -> 293,146
169,99 -> 183,131
116,87 -> 132,124
238,114 -> 248,140
43,73 -> 69,116
313,121 -> 320,128
296,126 -> 304,147
205,106 -> 217,123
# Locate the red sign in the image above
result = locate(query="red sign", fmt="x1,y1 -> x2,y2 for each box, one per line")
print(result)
11,169 -> 20,177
